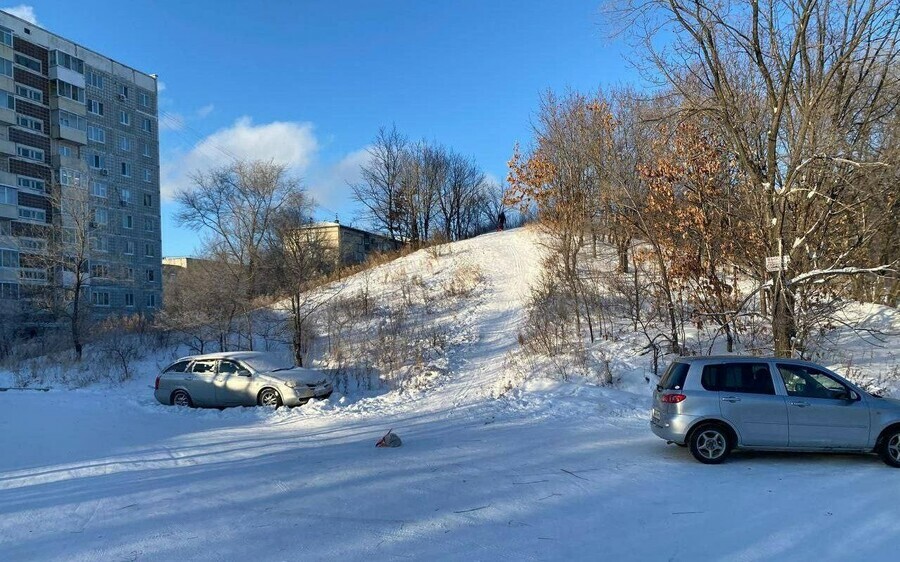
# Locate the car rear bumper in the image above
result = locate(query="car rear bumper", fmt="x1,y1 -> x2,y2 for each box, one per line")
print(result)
650,409 -> 696,445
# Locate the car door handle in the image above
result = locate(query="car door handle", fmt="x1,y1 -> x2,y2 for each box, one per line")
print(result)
790,401 -> 811,408
722,396 -> 741,403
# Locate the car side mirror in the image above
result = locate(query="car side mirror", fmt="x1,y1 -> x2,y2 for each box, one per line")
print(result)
238,370 -> 251,377
848,390 -> 860,401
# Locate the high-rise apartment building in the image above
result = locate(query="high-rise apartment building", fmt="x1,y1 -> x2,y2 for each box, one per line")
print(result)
0,11 -> 161,320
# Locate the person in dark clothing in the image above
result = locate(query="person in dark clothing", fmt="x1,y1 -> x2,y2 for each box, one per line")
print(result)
497,210 -> 507,231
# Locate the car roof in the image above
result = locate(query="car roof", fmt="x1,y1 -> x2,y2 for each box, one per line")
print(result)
672,355 -> 826,367
173,351 -> 274,363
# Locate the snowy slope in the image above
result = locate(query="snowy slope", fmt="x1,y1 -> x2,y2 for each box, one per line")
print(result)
1,227 -> 900,561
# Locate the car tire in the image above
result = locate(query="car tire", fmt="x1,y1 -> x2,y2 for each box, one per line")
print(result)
171,389 -> 193,408
258,388 -> 283,408
689,423 -> 732,464
878,427 -> 900,468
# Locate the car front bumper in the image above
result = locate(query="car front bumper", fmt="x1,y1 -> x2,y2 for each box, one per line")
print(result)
283,383 -> 333,407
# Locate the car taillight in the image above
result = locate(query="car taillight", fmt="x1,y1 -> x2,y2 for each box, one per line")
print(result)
154,375 -> 161,390
661,393 -> 686,403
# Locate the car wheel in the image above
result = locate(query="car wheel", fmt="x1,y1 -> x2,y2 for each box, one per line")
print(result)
689,423 -> 731,464
258,388 -> 283,408
171,390 -> 193,407
879,427 -> 900,468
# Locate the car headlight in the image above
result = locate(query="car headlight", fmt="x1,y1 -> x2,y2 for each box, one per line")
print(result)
283,380 -> 298,388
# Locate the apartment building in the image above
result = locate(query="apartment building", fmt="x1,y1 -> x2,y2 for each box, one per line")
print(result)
297,222 -> 403,268
0,11 -> 161,320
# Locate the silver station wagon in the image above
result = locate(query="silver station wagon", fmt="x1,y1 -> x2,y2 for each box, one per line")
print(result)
154,351 -> 333,409
651,356 -> 900,467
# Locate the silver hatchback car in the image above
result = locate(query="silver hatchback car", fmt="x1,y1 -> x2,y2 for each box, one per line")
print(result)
154,351 -> 333,408
651,356 -> 900,466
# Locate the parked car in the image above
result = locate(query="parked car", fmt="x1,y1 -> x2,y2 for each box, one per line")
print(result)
650,356 -> 900,467
154,351 -> 333,409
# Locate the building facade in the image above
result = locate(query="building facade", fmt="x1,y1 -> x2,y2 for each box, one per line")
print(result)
298,222 -> 403,268
0,12 -> 161,319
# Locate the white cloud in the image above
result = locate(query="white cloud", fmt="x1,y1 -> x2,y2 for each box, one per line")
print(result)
307,147 -> 372,212
196,104 -> 214,118
161,117 -> 319,200
156,80 -> 167,93
2,4 -> 38,25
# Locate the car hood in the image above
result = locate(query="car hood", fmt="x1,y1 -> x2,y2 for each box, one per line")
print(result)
874,395 -> 900,409
259,367 -> 327,386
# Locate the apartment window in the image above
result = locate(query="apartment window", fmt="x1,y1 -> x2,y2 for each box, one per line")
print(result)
146,269 -> 155,282
144,243 -> 155,257
138,91 -> 150,108
124,266 -> 134,279
59,145 -> 72,157
15,84 -> 42,103
18,207 -> 46,222
87,125 -> 105,143
142,142 -> 151,157
87,99 -> 104,116
118,84 -> 129,99
0,90 -> 13,110
16,146 -> 44,162
87,154 -> 105,169
50,51 -> 84,74
120,162 -> 131,177
141,118 -> 152,133
123,214 -> 133,229
0,282 -> 18,299
59,168 -> 84,187
124,293 -> 134,307
143,218 -> 154,232
57,110 -> 87,131
0,248 -> 19,268
143,193 -> 152,207
91,291 -> 110,307
0,221 -> 8,236
17,177 -> 44,192
118,135 -> 132,152
0,185 -> 15,205
93,236 -> 110,252
0,26 -> 12,47
143,169 -> 152,183
90,181 -> 107,198
0,57 -> 12,77
16,114 -> 43,132
53,80 -> 85,103
146,293 -> 157,308
19,238 -> 45,253
87,70 -> 103,89
93,207 -> 108,226
120,188 -> 131,204
124,241 -> 135,255
19,268 -> 47,283
90,263 -> 110,278
15,53 -> 41,73
119,111 -> 130,126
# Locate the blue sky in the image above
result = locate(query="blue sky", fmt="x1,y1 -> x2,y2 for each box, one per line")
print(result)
4,1 -> 641,256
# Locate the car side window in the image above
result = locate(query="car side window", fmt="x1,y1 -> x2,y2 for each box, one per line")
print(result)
164,360 -> 190,373
777,364 -> 849,400
190,360 -> 216,374
701,363 -> 775,395
218,360 -> 247,375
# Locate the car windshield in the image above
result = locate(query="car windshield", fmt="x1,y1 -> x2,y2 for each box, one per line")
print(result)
240,353 -> 294,374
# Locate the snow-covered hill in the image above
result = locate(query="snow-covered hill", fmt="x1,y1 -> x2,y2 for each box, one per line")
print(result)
1,227 -> 899,561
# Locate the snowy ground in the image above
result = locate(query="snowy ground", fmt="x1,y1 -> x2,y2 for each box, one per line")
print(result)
1,228 -> 899,561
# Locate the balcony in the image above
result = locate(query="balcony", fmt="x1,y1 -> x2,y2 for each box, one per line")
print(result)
51,124 -> 87,146
49,66 -> 86,89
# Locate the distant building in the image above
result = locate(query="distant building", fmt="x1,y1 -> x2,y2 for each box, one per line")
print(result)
298,222 -> 402,268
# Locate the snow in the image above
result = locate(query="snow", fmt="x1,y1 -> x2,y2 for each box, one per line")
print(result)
1,227 -> 899,561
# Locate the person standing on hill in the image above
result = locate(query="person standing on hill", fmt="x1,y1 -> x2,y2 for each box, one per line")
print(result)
497,210 -> 507,231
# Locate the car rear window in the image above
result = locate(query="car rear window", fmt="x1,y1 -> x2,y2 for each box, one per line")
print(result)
659,362 -> 690,390
164,360 -> 190,373
701,363 -> 775,395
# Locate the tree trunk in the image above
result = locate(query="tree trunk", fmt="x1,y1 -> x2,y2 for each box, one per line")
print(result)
772,274 -> 796,357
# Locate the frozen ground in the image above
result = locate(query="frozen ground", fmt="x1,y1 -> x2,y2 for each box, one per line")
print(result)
1,228 -> 899,561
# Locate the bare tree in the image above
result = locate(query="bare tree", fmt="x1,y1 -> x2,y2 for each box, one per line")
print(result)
352,126 -> 408,241
175,159 -> 303,349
